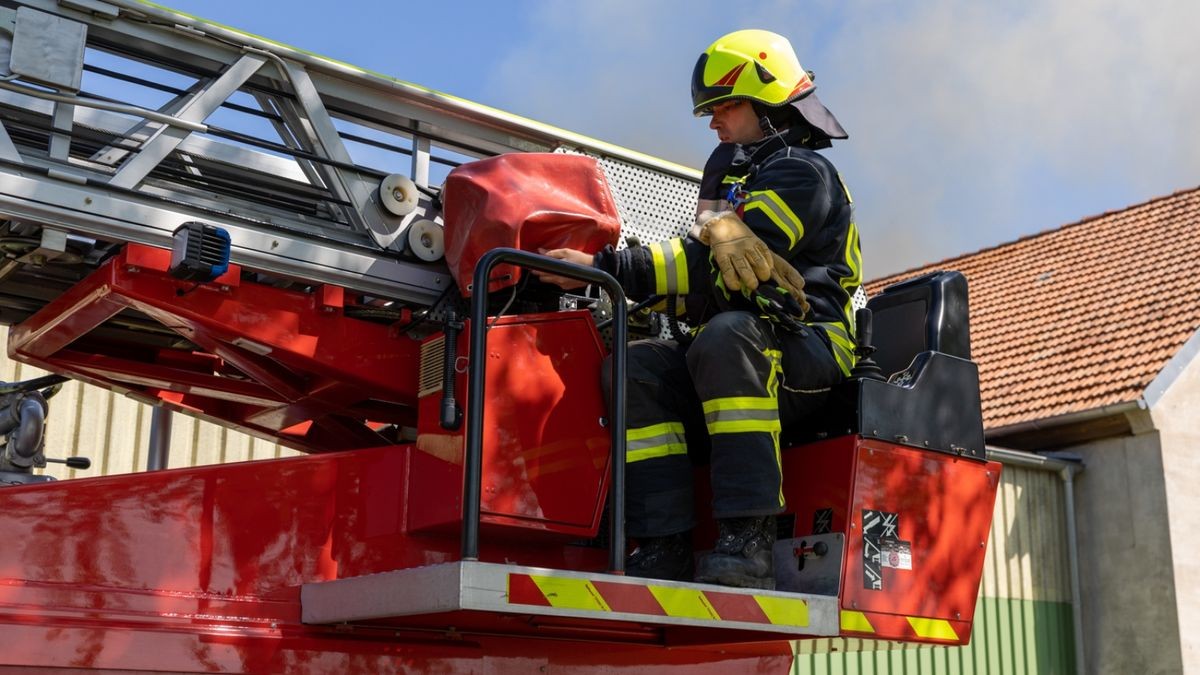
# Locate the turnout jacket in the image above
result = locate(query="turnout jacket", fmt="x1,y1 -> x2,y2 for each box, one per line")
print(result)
594,128 -> 863,374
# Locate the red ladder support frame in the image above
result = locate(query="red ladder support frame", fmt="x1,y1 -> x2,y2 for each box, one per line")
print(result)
8,244 -> 423,453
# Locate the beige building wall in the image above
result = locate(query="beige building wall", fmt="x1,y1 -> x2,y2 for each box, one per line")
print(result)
1071,425 -> 1183,675
1148,341 -> 1200,674
0,325 -> 299,480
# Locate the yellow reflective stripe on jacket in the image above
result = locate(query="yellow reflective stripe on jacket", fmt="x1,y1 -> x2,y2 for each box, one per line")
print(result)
743,190 -> 804,249
649,238 -> 689,295
840,221 -> 863,324
837,172 -> 854,204
626,421 -> 688,464
763,348 -> 786,509
816,321 -> 856,377
702,396 -> 780,435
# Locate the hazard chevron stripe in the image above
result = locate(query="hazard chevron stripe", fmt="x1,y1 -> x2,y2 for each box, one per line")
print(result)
840,609 -> 963,643
507,573 -> 810,628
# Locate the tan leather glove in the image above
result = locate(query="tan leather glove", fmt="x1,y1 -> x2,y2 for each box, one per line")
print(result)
769,252 -> 811,316
697,211 -> 772,292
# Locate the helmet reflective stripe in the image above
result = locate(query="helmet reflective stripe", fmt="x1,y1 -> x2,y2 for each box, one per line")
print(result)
692,29 -> 814,116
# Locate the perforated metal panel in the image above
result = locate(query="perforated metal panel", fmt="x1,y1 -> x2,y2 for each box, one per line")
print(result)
852,286 -> 868,312
555,147 -> 699,249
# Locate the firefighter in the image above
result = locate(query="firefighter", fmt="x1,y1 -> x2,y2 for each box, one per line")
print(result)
537,29 -> 862,589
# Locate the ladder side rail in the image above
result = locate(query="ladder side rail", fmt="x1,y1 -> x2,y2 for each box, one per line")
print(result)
0,166 -> 453,304
26,0 -> 699,180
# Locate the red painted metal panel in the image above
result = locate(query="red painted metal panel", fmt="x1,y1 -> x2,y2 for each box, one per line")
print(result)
704,435 -> 999,645
841,440 -> 1000,633
411,312 -> 611,539
0,447 -> 790,673
780,435 -> 860,538
8,245 -> 426,453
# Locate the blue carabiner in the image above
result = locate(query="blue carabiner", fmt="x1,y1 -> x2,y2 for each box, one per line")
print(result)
725,181 -> 747,208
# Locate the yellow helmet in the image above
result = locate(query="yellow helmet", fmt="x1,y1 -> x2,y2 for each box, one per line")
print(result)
691,29 -> 814,116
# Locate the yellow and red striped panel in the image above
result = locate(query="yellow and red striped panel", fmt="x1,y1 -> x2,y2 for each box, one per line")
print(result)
507,573 -> 810,628
839,609 -> 967,644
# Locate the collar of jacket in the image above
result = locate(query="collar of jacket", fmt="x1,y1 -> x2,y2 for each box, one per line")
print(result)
726,127 -> 810,180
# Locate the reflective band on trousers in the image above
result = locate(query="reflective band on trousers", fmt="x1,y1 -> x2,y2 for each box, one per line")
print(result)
626,421 -> 688,463
650,238 -> 689,295
743,190 -> 804,249
702,396 -> 780,435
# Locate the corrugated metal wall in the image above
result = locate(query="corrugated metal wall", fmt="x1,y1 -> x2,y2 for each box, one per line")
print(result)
794,462 -> 1076,674
0,325 -> 298,479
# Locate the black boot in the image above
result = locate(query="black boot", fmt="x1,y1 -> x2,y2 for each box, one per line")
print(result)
626,532 -> 694,581
694,516 -> 776,590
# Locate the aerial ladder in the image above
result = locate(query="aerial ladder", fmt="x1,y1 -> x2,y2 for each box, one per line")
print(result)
0,2 -> 1001,672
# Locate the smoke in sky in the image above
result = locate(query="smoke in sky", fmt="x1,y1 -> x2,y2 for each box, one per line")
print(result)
484,0 -> 1200,276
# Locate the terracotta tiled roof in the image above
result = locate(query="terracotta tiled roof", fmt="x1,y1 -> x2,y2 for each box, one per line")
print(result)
866,186 -> 1200,431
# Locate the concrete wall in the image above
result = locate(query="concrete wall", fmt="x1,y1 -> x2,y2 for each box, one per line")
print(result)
1149,348 -> 1200,674
1070,426 -> 1183,675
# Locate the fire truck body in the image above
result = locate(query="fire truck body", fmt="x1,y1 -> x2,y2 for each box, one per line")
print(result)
0,2 -> 1000,672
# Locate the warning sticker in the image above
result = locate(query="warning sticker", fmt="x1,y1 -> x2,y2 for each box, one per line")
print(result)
880,538 -> 912,570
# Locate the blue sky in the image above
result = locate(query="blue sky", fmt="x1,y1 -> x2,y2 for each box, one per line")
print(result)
160,0 -> 1200,278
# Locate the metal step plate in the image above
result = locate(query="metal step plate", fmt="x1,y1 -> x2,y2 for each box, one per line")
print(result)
302,560 -> 839,638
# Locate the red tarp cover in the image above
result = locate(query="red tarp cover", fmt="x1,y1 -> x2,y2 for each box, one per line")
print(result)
441,153 -> 622,296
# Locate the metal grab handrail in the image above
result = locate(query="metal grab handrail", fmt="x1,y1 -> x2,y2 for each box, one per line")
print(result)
463,248 -> 628,573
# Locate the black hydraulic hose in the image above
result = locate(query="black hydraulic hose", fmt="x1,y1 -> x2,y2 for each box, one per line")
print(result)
3,392 -> 48,468
439,307 -> 464,430
11,395 -> 46,460
463,249 -> 628,573
0,374 -> 68,396
665,294 -> 693,346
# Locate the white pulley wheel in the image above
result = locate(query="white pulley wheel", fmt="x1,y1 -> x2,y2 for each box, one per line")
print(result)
380,174 -> 419,217
407,219 -> 445,262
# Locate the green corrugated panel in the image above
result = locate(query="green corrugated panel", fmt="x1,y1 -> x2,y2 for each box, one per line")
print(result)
795,597 -> 1074,675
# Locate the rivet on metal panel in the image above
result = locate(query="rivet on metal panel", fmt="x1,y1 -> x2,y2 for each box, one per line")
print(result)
83,197 -> 92,205
979,541 -> 985,548
599,417 -> 608,427
894,434 -> 908,443
955,611 -> 961,619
